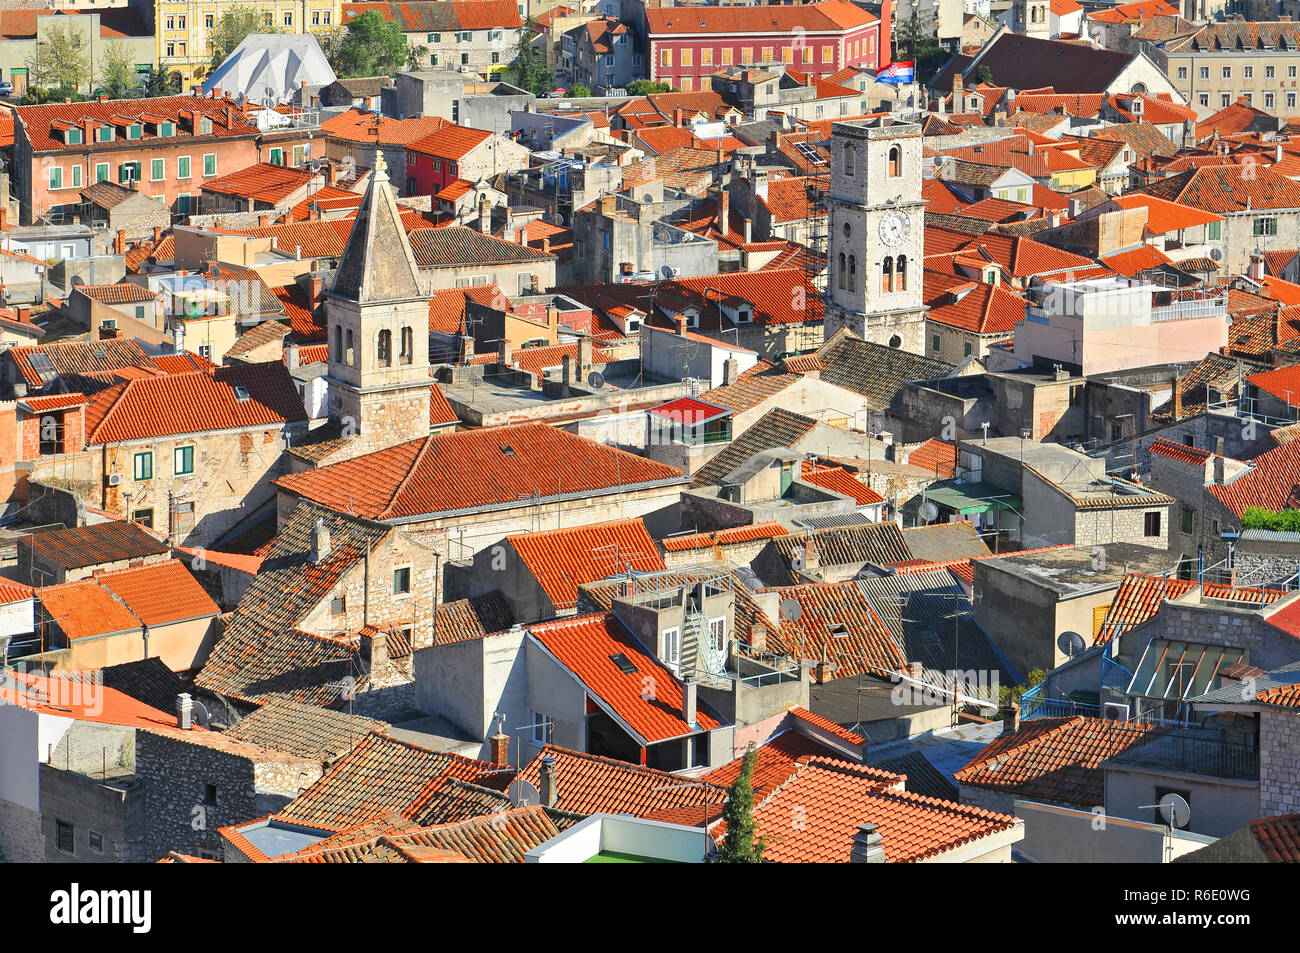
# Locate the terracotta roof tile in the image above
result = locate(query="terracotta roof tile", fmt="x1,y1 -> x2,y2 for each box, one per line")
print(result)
276,423 -> 684,521
508,518 -> 664,610
800,462 -> 885,504
434,592 -> 515,645
2,671 -> 178,730
528,612 -> 722,743
202,163 -> 316,204
1249,814 -> 1300,862
518,745 -> 727,817
661,522 -> 788,552
16,95 -> 258,153
764,581 -> 907,681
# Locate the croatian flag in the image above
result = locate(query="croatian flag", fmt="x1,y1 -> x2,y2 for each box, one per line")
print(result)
877,61 -> 915,85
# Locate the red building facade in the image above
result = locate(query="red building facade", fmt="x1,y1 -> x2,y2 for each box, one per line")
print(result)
646,1 -> 887,92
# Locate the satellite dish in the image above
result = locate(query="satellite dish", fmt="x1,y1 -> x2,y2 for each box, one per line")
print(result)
918,500 -> 939,523
70,275 -> 84,286
779,598 -> 802,622
507,778 -> 541,807
1158,792 -> 1190,828
1057,631 -> 1086,660
1209,247 -> 1222,262
587,370 -> 605,389
190,698 -> 211,729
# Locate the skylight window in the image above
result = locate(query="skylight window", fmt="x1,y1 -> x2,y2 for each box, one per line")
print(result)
233,386 -> 250,402
610,652 -> 638,674
500,444 -> 515,456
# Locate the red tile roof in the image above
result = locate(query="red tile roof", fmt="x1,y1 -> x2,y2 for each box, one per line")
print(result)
1,670 -> 180,730
74,282 -> 159,305
320,108 -> 452,145
1097,572 -> 1284,644
956,716 -> 1164,807
1136,164 -> 1300,214
1249,815 -> 1300,862
701,730 -> 858,798
787,705 -> 866,745
923,264 -> 1029,334
202,163 -> 316,204
661,522 -> 788,552
507,518 -> 664,610
38,579 -> 142,641
1247,362 -> 1300,406
749,757 -> 1017,863
17,95 -> 258,152
1149,437 -> 1213,465
427,284 -> 506,335
800,462 -> 885,505
407,124 -> 493,161
1101,243 -> 1174,277
275,422 -> 684,521
1111,194 -> 1225,234
84,363 -> 306,443
529,612 -> 722,743
92,559 -> 220,628
902,438 -> 958,478
517,746 -> 726,817
1211,439 -> 1300,516
769,581 -> 907,681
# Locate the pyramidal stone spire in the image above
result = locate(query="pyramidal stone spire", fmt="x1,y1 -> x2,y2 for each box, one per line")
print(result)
329,151 -> 425,303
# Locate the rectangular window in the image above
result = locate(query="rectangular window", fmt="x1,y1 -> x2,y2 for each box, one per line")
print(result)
1181,506 -> 1195,535
56,821 -> 74,854
270,147 -> 283,165
708,617 -> 725,653
89,831 -> 103,853
1222,66 -> 1231,78
203,783 -> 217,806
762,46 -> 773,62
205,14 -> 214,28
71,165 -> 82,188
461,53 -> 468,65
332,595 -> 346,614
1291,66 -> 1298,78
802,46 -> 812,64
1199,66 -> 1209,79
48,167 -> 62,190
1267,66 -> 1276,78
177,156 -> 191,179
782,46 -> 793,64
1245,66 -> 1253,78
1208,220 -> 1221,241
283,12 -> 292,26
932,334 -> 940,351
1255,217 -> 1278,237
1177,66 -> 1187,79
1290,93 -> 1297,109
134,451 -> 153,481
680,48 -> 692,67
1267,93 -> 1276,108
151,158 -> 164,181
721,47 -> 733,65
393,566 -> 411,594
178,15 -> 185,28
174,445 -> 194,475
1199,93 -> 1209,106
662,627 -> 680,665
701,48 -> 712,67
132,508 -> 154,528
821,45 -> 833,64
964,341 -> 973,357
1144,512 -> 1162,537
95,162 -> 109,182
203,153 -> 216,176
530,711 -> 551,745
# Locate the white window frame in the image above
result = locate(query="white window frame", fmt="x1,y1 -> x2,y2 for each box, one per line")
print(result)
662,626 -> 680,665
177,156 -> 191,179
708,617 -> 726,653
150,158 -> 165,181
203,153 -> 217,177
530,711 -> 552,745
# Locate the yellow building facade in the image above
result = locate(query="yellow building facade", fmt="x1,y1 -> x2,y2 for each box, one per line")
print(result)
156,0 -> 344,89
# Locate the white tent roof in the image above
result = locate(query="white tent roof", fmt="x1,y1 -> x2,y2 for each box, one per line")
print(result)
201,34 -> 336,105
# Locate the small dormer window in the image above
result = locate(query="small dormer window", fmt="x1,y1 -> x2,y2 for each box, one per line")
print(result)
199,117 -> 213,135
96,126 -> 114,143
66,128 -> 82,145
736,308 -> 752,323
127,124 -> 142,140
159,121 -> 174,137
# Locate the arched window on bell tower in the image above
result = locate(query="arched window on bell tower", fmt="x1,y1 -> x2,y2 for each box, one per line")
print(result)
378,329 -> 392,367
897,255 -> 908,292
888,145 -> 901,178
882,256 -> 894,293
334,325 -> 343,363
847,255 -> 856,292
838,253 -> 847,290
844,142 -> 855,177
345,329 -> 355,366
400,326 -> 414,365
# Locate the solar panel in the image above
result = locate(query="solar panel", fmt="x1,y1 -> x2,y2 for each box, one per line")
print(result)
795,142 -> 827,166
27,352 -> 56,382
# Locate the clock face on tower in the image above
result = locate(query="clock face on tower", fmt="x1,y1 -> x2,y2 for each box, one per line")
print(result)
879,211 -> 909,248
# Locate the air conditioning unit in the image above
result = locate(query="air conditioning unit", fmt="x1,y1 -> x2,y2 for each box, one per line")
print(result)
107,473 -> 122,486
1102,702 -> 1129,722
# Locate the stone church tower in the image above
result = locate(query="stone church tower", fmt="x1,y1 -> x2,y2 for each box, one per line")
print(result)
823,118 -> 928,354
324,152 -> 432,459
1013,0 -> 1051,39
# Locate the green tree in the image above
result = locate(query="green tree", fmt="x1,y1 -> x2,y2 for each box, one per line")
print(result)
209,5 -> 277,73
567,81 -> 591,98
973,65 -> 994,85
406,43 -> 430,71
507,19 -> 553,94
626,79 -> 674,95
717,742 -> 765,863
998,668 -> 1048,712
25,23 -> 91,92
143,64 -> 180,96
334,10 -> 408,78
98,40 -> 137,99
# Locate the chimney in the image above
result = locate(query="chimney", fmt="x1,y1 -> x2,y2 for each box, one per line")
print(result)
674,313 -> 689,336
1248,254 -> 1265,281
258,213 -> 270,227
498,336 -> 513,367
849,822 -> 886,863
578,335 -> 594,374
308,271 -> 323,307
743,217 -> 752,244
517,222 -> 528,247
541,236 -> 551,255
176,693 -> 193,730
539,755 -> 557,807
1009,702 -> 1020,734
363,628 -> 388,681
801,536 -> 819,573
114,229 -> 125,255
1067,198 -> 1081,219
718,188 -> 730,234
286,342 -> 300,371
153,226 -> 162,243
674,106 -> 688,127
562,352 -> 576,387
683,676 -> 698,729
1214,436 -> 1226,483
457,334 -> 475,364
324,161 -> 337,187
751,622 -> 767,654
489,729 -> 509,765
479,196 -> 492,233
600,193 -> 617,216
722,356 -> 739,385
312,517 -> 331,562
0,208 -> 6,229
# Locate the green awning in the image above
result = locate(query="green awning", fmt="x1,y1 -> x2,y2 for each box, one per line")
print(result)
923,480 -> 1022,516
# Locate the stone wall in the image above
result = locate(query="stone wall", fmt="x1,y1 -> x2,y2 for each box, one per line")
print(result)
38,764 -> 147,863
1260,708 -> 1300,817
0,797 -> 43,862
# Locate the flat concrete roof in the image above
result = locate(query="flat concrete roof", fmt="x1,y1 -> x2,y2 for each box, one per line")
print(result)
980,542 -> 1180,597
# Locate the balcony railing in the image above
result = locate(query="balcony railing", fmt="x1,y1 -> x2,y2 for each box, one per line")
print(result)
1150,295 -> 1227,322
1104,727 -> 1259,780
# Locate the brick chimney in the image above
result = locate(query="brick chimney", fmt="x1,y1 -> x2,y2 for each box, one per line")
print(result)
258,213 -> 270,227
674,314 -> 688,335
1248,254 -> 1265,281
539,755 -> 557,807
1171,378 -> 1182,422
176,693 -> 193,730
1214,436 -> 1226,483
489,729 -> 509,765
849,822 -> 886,863
750,621 -> 767,653
674,106 -> 688,127
722,356 -> 739,385
153,226 -> 162,243
308,271 -> 323,307
113,229 -> 125,255
498,336 -> 513,367
801,536 -> 819,574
